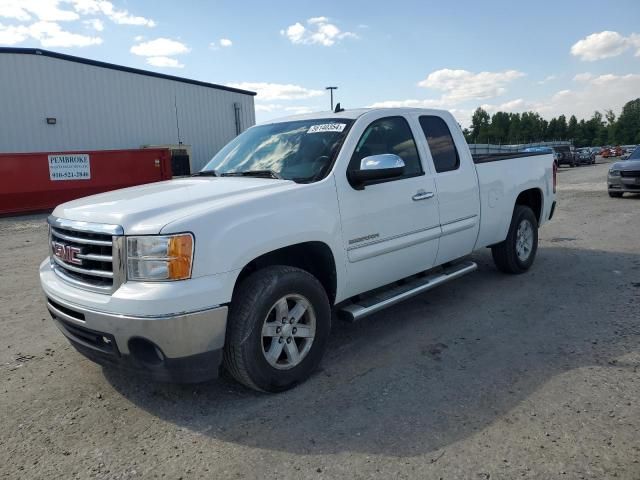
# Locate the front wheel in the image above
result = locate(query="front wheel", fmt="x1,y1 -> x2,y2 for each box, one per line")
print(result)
491,205 -> 539,274
223,266 -> 331,392
608,191 -> 623,198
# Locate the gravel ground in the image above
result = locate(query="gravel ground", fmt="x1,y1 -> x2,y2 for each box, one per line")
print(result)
1,159 -> 639,480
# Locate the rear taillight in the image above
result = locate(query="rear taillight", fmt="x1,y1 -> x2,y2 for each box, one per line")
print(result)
553,162 -> 557,193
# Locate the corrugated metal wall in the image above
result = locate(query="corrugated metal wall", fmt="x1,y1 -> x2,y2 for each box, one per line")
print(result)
0,53 -> 255,171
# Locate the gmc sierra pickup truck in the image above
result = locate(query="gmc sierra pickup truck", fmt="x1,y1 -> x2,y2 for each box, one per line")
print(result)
40,108 -> 557,392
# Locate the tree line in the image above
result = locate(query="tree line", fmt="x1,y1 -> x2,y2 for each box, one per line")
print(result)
463,98 -> 640,147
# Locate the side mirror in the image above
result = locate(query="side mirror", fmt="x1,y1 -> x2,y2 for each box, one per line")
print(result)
348,154 -> 405,189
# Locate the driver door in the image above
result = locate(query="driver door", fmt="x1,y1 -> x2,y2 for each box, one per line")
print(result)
334,115 -> 441,298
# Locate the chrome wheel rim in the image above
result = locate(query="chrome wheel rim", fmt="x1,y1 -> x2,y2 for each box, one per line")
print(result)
516,219 -> 534,262
261,294 -> 316,370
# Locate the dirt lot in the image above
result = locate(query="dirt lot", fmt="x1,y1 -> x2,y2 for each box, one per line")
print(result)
1,159 -> 639,480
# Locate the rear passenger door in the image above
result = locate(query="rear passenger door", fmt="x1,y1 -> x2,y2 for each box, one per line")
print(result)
415,114 -> 480,265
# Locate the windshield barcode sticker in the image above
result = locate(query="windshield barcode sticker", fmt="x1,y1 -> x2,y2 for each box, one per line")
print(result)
307,123 -> 346,134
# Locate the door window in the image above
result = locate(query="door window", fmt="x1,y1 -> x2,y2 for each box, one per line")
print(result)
349,116 -> 423,178
419,116 -> 460,173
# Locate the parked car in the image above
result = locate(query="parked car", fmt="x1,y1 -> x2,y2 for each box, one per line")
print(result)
621,146 -> 637,160
604,146 -> 624,158
522,147 -> 563,166
608,147 -> 640,197
553,145 -> 576,167
575,147 -> 596,165
40,107 -> 557,391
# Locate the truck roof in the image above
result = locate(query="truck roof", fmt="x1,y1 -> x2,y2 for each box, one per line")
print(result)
259,107 -> 453,124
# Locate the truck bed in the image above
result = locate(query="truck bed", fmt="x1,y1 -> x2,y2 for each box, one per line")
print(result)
473,152 -> 555,249
472,151 -> 551,164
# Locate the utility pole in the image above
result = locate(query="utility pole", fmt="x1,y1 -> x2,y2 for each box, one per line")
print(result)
326,86 -> 338,111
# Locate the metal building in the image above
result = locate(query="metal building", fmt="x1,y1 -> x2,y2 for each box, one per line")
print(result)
0,48 -> 256,172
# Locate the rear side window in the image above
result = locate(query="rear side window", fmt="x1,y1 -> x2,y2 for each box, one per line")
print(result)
419,116 -> 460,173
349,116 -> 422,177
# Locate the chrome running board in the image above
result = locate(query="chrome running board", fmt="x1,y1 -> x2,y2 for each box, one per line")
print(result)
338,260 -> 477,322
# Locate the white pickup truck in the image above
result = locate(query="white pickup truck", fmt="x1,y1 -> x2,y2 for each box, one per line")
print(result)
40,108 -> 557,392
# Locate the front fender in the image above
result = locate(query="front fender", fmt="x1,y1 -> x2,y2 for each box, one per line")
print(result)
160,175 -> 348,303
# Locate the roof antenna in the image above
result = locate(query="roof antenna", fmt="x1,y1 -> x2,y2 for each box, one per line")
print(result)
334,102 -> 344,113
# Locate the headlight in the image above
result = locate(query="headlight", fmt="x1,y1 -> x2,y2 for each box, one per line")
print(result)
609,169 -> 620,176
126,233 -> 194,281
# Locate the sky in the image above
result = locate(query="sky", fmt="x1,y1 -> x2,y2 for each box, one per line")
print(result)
1,0 -> 639,127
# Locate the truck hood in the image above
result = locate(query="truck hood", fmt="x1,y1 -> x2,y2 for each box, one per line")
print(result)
52,177 -> 297,234
611,159 -> 640,170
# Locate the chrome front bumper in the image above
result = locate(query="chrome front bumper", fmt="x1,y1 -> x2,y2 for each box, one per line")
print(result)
45,294 -> 228,382
608,175 -> 640,193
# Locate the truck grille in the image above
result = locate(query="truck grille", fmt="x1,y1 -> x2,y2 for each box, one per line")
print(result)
620,170 -> 640,178
48,217 -> 124,294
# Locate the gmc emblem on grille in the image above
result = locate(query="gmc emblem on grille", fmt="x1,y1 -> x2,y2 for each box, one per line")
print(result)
52,242 -> 83,265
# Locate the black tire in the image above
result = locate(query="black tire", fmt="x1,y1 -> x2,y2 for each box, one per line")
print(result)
491,205 -> 539,274
608,191 -> 623,198
223,265 -> 331,392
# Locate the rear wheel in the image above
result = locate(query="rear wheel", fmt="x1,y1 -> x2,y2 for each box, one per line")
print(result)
491,205 -> 538,274
223,266 -> 331,392
608,191 -> 623,198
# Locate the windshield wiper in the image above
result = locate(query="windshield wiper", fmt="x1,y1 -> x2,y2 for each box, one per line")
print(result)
220,170 -> 283,179
192,170 -> 218,177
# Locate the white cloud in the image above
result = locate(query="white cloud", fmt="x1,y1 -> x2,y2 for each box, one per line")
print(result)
32,20 -> 102,46
573,72 -> 593,82
0,0 -> 154,48
130,37 -> 189,56
209,38 -> 233,49
0,0 -> 80,22
280,17 -> 357,46
417,68 -> 525,104
476,73 -> 640,125
226,82 -> 324,101
0,0 -> 155,27
145,56 -> 183,68
0,20 -> 102,47
368,98 -> 445,109
536,74 -> 640,118
284,105 -> 313,114
0,22 -> 29,44
368,68 -> 524,127
629,33 -> 640,56
537,75 -> 557,85
130,37 -> 189,68
70,0 -> 155,27
570,31 -> 638,61
307,16 -> 329,25
481,99 -> 528,113
255,104 -> 314,115
83,18 -> 103,31
281,22 -> 306,43
255,103 -> 282,113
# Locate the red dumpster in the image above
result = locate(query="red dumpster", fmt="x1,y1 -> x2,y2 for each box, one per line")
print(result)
0,148 -> 172,216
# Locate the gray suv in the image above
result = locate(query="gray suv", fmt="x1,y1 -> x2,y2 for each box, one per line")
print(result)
554,145 -> 576,167
608,147 -> 640,197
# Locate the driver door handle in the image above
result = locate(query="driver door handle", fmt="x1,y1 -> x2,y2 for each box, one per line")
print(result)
412,190 -> 435,201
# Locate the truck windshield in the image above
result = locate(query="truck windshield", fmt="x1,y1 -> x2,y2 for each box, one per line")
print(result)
201,119 -> 353,182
